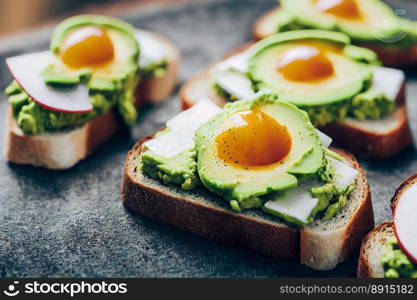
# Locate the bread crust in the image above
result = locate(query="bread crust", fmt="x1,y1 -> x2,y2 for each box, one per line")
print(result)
300,148 -> 374,270
357,221 -> 394,278
121,134 -> 373,270
4,105 -> 119,169
179,48 -> 412,158
252,8 -> 417,68
391,173 -> 417,211
4,30 -> 179,169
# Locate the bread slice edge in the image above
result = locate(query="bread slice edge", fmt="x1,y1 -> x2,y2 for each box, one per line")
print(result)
121,134 -> 373,270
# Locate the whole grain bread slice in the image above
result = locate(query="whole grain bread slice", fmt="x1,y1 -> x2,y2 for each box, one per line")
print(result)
121,134 -> 373,271
252,8 -> 417,68
179,47 -> 412,159
357,173 -> 417,277
4,30 -> 179,169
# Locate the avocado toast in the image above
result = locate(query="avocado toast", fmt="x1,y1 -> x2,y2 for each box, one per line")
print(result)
180,30 -> 412,158
4,15 -> 179,169
253,0 -> 417,68
358,174 -> 417,278
122,93 -> 374,271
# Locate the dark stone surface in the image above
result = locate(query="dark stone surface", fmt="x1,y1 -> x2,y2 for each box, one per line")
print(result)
1,0 -> 417,278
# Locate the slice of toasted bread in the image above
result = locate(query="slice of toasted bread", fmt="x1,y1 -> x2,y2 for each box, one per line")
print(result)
135,30 -> 180,105
121,134 -> 373,271
180,49 -> 412,159
358,173 -> 417,277
357,221 -> 394,278
253,8 -> 417,68
4,30 -> 179,169
4,105 -> 119,169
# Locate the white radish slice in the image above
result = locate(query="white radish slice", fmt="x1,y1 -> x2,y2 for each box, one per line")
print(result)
6,51 -> 92,113
216,51 -> 251,73
143,129 -> 195,158
394,184 -> 417,264
371,66 -> 405,101
144,99 -> 221,158
167,98 -> 221,131
211,68 -> 256,100
316,129 -> 332,148
328,157 -> 358,192
264,181 -> 320,224
135,31 -> 167,68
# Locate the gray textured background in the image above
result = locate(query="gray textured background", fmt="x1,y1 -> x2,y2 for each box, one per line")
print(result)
1,0 -> 417,278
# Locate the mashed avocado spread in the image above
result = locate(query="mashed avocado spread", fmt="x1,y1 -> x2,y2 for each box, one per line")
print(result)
382,237 -> 417,278
5,79 -> 137,135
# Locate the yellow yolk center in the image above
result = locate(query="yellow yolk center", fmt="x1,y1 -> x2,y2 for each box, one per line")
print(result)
60,26 -> 114,69
313,0 -> 362,20
277,45 -> 335,82
216,110 -> 292,168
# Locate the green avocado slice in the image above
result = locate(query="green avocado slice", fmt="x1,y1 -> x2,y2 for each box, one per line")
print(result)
279,0 -> 408,43
7,15 -> 141,135
47,15 -> 139,83
249,30 -> 373,106
195,95 -> 325,208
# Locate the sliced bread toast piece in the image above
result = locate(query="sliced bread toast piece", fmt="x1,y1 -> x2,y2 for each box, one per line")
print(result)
179,48 -> 412,159
121,134 -> 373,271
357,221 -> 394,278
4,105 -> 119,169
358,173 -> 417,277
252,8 -> 417,68
4,30 -> 179,169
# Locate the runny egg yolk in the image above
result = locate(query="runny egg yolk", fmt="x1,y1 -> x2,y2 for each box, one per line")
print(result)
313,0 -> 362,20
60,26 -> 114,69
215,109 -> 292,168
277,44 -> 335,82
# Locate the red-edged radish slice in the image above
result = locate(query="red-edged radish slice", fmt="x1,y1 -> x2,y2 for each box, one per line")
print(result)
394,184 -> 417,264
6,51 -> 93,113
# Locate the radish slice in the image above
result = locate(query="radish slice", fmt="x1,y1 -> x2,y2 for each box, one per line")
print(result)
135,31 -> 167,68
394,184 -> 417,264
371,67 -> 404,101
6,51 -> 93,113
316,129 -> 332,148
167,99 -> 221,131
